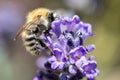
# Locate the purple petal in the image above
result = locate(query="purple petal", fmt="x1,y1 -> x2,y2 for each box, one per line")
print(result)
60,24 -> 68,33
74,22 -> 82,33
72,15 -> 80,24
33,77 -> 41,80
52,20 -> 61,37
51,62 -> 59,69
58,35 -> 67,49
46,36 -> 53,49
89,56 -> 94,61
53,42 -> 62,49
51,61 -> 65,70
70,46 -> 87,56
78,46 -> 87,55
80,59 -> 99,79
69,46 -> 87,64
69,65 -> 77,74
86,44 -> 95,53
74,21 -> 93,41
75,56 -> 88,69
62,16 -> 73,25
58,62 -> 65,70
62,17 -> 75,32
48,56 -> 57,63
62,57 -> 67,62
53,48 -> 63,59
70,57 -> 76,64
74,37 -> 80,47
69,56 -> 76,64
82,34 -> 87,41
82,61 -> 97,71
83,23 -> 92,36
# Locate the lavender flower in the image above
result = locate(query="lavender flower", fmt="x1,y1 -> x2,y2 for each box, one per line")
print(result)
33,77 -> 41,80
48,48 -> 67,70
33,15 -> 99,80
75,56 -> 99,80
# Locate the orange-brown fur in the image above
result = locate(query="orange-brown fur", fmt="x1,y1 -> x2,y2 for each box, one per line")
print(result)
26,8 -> 50,23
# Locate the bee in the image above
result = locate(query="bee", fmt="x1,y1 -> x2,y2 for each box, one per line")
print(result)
14,8 -> 59,55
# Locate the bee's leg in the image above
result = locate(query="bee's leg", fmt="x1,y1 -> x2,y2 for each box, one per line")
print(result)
44,25 -> 52,36
34,50 -> 40,55
38,39 -> 48,48
38,39 -> 53,55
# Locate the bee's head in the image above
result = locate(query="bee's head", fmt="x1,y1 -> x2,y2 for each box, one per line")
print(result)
48,11 -> 60,22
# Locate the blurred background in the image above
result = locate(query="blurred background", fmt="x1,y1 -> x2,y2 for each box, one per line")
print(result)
0,0 -> 120,80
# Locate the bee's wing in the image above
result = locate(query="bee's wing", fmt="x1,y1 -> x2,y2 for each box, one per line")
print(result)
14,16 -> 41,41
14,23 -> 31,41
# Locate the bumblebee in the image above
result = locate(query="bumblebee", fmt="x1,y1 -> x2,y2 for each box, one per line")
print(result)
14,8 -> 58,55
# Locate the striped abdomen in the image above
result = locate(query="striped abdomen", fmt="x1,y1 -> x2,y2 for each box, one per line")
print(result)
21,25 -> 47,55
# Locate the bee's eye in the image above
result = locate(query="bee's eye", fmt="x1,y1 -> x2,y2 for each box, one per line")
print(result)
48,12 -> 55,22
